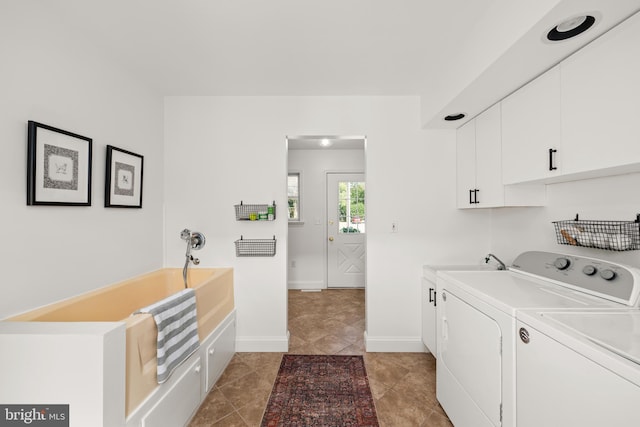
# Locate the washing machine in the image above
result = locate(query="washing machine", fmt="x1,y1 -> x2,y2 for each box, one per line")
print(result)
435,251 -> 640,427
516,308 -> 640,426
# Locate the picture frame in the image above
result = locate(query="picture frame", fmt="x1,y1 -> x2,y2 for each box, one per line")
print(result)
27,121 -> 92,206
105,145 -> 144,208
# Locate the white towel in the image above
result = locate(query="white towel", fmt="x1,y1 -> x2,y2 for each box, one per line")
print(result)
135,288 -> 200,383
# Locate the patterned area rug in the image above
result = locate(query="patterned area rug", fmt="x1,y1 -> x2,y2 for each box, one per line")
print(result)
261,355 -> 379,427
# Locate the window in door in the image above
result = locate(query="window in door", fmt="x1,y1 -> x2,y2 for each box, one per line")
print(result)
288,172 -> 301,221
338,181 -> 365,233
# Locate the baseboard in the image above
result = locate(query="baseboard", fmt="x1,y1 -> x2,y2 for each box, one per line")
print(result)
364,331 -> 426,352
287,280 -> 325,290
236,332 -> 289,352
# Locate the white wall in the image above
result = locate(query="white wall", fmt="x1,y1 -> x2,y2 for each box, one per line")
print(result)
164,96 -> 491,352
287,149 -> 365,289
490,173 -> 640,267
0,3 -> 164,319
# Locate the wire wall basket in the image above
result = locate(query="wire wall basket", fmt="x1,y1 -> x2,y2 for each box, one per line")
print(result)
234,235 -> 277,257
553,214 -> 640,251
234,201 -> 276,221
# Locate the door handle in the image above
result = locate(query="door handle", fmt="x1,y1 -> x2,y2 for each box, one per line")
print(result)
442,317 -> 448,341
328,236 -> 334,242
549,148 -> 558,171
429,288 -> 436,306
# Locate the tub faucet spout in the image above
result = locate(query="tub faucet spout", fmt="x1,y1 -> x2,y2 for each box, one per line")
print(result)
485,253 -> 506,270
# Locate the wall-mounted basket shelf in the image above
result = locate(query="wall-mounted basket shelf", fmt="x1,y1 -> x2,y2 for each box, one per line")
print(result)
553,214 -> 640,251
234,201 -> 276,221
234,235 -> 277,257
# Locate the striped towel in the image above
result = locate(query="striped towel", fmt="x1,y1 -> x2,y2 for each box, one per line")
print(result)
135,288 -> 200,384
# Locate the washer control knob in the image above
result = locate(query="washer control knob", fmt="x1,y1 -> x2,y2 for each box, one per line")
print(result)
582,265 -> 597,276
600,269 -> 616,281
554,257 -> 571,270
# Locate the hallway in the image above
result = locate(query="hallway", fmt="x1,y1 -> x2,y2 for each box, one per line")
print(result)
189,289 -> 452,426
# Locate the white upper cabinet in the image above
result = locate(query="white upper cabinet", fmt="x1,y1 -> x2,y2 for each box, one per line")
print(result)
501,65 -> 562,184
457,103 -> 534,209
456,118 -> 478,208
561,11 -> 640,176
475,104 -> 505,207
457,104 -> 504,208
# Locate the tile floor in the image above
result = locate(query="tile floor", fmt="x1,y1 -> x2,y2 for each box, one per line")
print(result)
188,289 -> 453,427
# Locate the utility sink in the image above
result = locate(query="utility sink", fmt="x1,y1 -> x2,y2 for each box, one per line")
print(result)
422,263 -> 503,282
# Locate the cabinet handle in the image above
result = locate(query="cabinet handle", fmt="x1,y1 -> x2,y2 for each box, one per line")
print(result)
209,349 -> 214,356
474,189 -> 480,204
469,189 -> 474,205
429,287 -> 435,304
195,365 -> 201,374
549,148 -> 558,171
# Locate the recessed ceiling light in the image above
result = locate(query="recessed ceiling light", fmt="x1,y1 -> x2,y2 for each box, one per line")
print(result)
444,113 -> 466,121
547,15 -> 596,41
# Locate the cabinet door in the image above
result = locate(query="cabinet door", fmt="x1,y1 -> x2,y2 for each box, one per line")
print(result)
561,12 -> 640,175
502,65 -> 562,184
421,278 -> 437,355
456,119 -> 476,209
475,103 -> 504,207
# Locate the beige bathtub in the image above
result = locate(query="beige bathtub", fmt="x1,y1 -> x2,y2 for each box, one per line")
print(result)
8,268 -> 234,416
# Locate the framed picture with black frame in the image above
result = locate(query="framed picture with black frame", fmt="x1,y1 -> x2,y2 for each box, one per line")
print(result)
27,121 -> 92,206
105,145 -> 144,208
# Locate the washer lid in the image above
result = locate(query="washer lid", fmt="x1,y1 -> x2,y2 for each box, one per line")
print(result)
438,270 -> 623,316
545,311 -> 640,366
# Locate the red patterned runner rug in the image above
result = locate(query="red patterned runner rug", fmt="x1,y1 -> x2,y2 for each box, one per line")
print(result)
261,355 -> 379,427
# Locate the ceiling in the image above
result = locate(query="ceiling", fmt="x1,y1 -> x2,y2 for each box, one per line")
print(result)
34,0 -> 496,96
29,0 -> 640,128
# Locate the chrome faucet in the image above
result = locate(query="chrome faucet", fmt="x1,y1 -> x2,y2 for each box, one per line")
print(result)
485,253 -> 507,270
180,229 -> 206,288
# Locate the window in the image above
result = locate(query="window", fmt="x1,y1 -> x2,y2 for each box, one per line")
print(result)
338,181 -> 365,233
288,173 -> 300,221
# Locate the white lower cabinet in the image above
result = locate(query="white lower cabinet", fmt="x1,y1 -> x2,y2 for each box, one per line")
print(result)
142,356 -> 202,427
206,317 -> 236,392
421,277 -> 437,355
128,311 -> 236,427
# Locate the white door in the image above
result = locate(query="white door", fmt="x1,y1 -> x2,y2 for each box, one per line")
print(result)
327,173 -> 365,288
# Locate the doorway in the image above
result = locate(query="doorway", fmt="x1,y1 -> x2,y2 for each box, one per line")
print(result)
286,136 -> 366,290
326,173 -> 365,288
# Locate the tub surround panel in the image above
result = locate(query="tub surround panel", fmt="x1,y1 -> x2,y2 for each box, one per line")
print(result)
6,268 -> 234,418
0,322 -> 126,427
